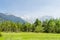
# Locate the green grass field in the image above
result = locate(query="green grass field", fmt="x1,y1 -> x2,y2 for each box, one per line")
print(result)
0,32 -> 60,40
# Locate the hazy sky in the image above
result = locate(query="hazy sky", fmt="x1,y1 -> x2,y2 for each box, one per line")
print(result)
0,0 -> 60,18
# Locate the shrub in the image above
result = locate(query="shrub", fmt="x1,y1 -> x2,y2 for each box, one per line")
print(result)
0,32 -> 2,37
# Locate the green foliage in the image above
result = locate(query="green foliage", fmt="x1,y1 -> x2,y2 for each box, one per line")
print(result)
0,18 -> 60,33
42,19 -> 49,33
35,25 -> 44,32
55,19 -> 60,33
34,19 -> 43,32
0,32 -> 2,37
34,19 -> 42,26
48,19 -> 56,33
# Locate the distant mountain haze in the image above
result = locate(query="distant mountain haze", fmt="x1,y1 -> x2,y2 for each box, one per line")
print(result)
21,15 -> 53,23
0,13 -> 53,23
0,13 -> 26,23
40,16 -> 53,21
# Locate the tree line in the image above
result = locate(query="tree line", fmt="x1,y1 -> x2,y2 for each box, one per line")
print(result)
0,18 -> 60,33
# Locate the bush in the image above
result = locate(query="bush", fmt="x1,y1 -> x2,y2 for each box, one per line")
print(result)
0,32 -> 2,37
34,26 -> 44,33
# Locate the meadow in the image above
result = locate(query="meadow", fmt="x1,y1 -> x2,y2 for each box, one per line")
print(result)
0,32 -> 60,40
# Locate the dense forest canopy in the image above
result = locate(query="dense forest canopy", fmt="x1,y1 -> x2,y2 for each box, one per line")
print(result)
0,18 -> 60,33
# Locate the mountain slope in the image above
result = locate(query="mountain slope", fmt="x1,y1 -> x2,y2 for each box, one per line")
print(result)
0,13 -> 26,23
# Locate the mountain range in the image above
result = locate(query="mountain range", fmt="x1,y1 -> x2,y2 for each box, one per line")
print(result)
21,16 -> 53,23
0,13 -> 53,23
0,13 -> 26,23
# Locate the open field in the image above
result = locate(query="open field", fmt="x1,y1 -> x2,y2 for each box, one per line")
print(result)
0,32 -> 60,40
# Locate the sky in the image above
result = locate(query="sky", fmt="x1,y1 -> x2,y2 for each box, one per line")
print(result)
0,0 -> 60,18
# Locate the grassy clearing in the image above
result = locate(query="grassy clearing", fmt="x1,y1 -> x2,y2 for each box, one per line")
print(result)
0,32 -> 60,40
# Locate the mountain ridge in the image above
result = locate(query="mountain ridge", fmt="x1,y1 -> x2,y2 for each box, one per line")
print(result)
0,13 -> 26,23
